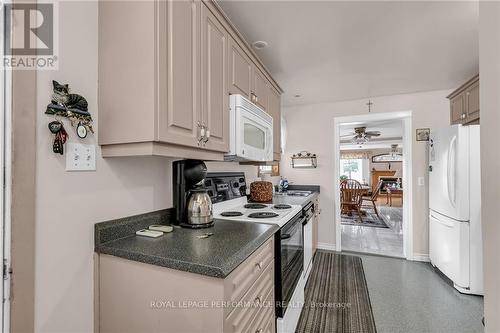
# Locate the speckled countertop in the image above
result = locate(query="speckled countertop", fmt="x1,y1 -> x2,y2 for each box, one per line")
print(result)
95,209 -> 278,278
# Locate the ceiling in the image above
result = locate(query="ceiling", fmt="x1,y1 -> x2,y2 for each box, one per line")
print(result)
340,119 -> 403,150
218,1 -> 479,107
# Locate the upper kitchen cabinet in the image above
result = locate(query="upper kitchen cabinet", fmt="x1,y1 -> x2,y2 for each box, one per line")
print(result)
252,68 -> 269,111
447,75 -> 480,126
158,0 -> 201,149
201,4 -> 229,152
267,86 -> 282,161
228,37 -> 253,98
99,0 -> 225,159
98,0 -> 282,159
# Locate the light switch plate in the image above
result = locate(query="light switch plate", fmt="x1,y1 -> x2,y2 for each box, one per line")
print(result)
418,176 -> 425,186
65,143 -> 96,171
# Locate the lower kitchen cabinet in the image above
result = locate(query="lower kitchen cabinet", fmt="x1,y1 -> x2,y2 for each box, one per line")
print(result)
97,238 -> 275,333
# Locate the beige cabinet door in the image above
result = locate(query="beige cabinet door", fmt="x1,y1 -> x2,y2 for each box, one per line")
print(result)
465,80 -> 480,123
267,86 -> 281,161
450,93 -> 465,125
201,4 -> 229,152
252,68 -> 269,111
228,37 -> 252,98
158,0 -> 201,147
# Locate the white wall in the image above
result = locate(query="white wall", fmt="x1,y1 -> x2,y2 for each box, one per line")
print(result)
479,2 -> 500,331
280,89 -> 451,257
35,2 -> 172,332
205,162 -> 259,184
34,2 -> 257,332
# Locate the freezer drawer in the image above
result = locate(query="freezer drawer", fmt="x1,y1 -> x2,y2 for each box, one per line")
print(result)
429,212 -> 470,288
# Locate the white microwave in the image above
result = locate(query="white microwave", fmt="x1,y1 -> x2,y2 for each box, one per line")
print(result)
225,94 -> 273,162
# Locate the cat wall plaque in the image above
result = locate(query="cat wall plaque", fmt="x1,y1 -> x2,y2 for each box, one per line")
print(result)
45,80 -> 93,153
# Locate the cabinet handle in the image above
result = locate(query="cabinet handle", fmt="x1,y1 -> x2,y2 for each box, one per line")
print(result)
254,296 -> 262,304
255,261 -> 262,270
197,122 -> 206,146
203,129 -> 210,144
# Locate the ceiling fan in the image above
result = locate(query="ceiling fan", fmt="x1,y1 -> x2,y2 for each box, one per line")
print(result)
341,127 -> 381,144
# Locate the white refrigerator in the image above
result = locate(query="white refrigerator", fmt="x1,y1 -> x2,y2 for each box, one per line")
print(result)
429,125 -> 483,295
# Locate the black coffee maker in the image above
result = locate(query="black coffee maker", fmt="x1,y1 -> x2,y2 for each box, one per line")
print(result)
173,160 -> 214,228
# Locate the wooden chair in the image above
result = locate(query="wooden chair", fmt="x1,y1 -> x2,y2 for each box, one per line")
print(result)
361,180 -> 383,218
340,179 -> 364,223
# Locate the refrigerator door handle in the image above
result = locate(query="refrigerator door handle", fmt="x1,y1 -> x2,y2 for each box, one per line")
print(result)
430,214 -> 454,228
447,135 -> 457,207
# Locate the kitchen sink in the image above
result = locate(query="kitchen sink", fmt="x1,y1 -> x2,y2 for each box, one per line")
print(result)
279,190 -> 313,197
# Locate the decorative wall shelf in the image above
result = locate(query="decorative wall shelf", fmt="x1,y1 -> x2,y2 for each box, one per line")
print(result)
291,151 -> 317,168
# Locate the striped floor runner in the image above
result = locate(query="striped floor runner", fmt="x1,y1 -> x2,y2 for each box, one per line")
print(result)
296,251 -> 377,333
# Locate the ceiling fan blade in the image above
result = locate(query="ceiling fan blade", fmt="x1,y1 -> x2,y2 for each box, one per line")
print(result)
365,132 -> 381,136
340,133 -> 355,137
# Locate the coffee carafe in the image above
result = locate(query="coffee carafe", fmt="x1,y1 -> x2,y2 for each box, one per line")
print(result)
173,160 -> 214,228
186,188 -> 213,226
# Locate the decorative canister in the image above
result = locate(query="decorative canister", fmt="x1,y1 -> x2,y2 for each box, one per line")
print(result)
250,181 -> 274,202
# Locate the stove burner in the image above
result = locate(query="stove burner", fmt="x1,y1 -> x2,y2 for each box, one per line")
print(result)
248,212 -> 279,219
274,204 -> 292,210
220,211 -> 244,217
244,203 -> 267,209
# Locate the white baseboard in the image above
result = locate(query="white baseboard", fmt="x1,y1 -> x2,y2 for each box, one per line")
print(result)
410,254 -> 430,262
317,242 -> 337,252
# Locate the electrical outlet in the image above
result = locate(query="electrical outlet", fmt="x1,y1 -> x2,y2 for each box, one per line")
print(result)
65,143 -> 96,171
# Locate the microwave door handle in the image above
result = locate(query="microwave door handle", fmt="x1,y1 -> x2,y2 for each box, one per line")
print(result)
266,127 -> 273,159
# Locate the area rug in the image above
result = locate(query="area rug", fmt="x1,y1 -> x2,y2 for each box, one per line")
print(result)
341,210 -> 389,228
296,251 -> 377,333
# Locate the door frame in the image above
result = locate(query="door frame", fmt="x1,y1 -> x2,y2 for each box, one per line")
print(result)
333,111 -> 413,259
0,12 -> 12,333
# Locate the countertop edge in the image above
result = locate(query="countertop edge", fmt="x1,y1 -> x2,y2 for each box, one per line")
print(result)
95,225 -> 278,279
96,244 -> 227,278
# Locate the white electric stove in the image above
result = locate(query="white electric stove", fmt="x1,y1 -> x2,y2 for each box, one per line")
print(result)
213,196 -> 302,227
207,172 -> 305,333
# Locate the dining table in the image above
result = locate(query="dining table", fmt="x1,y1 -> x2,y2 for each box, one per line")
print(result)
386,187 -> 403,206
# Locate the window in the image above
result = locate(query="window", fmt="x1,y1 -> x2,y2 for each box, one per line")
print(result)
340,159 -> 364,183
258,164 -> 280,177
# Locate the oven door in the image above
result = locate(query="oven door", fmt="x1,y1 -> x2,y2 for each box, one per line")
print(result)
276,212 -> 304,317
235,107 -> 273,162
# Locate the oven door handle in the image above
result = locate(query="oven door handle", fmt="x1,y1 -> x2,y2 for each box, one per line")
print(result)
300,215 -> 310,225
280,233 -> 291,240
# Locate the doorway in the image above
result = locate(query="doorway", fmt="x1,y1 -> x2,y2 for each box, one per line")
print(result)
1,18 -> 12,332
334,111 -> 412,259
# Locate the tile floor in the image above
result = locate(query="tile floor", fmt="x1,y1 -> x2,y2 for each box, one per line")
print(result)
341,205 -> 404,257
357,253 -> 484,333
